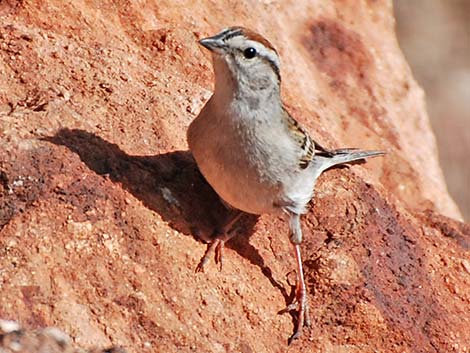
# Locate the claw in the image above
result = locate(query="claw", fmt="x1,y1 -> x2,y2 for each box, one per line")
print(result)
288,331 -> 301,346
284,294 -> 310,345
278,298 -> 298,315
195,258 -> 207,273
280,296 -> 310,327
195,239 -> 225,273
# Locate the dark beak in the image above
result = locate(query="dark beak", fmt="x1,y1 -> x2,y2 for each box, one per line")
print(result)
198,36 -> 224,52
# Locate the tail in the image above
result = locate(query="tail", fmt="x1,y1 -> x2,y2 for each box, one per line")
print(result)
312,148 -> 385,174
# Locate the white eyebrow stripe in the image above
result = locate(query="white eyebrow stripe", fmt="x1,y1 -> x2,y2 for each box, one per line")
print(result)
246,40 -> 280,71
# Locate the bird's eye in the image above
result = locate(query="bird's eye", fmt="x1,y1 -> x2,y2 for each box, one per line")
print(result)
243,47 -> 257,59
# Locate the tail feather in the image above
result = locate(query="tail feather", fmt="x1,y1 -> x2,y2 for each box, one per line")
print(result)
312,149 -> 385,174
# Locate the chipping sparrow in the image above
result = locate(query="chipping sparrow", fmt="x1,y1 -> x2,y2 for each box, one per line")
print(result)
187,26 -> 384,343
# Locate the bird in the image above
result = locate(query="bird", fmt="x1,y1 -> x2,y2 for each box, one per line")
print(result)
187,26 -> 384,344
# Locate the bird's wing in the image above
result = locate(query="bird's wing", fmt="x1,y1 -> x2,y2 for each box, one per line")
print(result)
282,108 -> 332,169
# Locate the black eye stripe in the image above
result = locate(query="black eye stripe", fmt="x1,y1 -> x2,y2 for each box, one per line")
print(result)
266,58 -> 281,81
235,48 -> 281,81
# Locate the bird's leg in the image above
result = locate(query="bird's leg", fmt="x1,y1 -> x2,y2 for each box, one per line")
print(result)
283,213 -> 311,344
195,210 -> 243,272
287,243 -> 311,344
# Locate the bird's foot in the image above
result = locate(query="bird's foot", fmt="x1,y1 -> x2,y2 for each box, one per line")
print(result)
195,238 -> 225,272
280,292 -> 311,345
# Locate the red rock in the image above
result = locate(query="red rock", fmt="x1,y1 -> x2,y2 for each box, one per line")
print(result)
0,1 -> 468,352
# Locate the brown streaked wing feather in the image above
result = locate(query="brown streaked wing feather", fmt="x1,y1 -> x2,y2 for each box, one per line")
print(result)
282,109 -> 315,169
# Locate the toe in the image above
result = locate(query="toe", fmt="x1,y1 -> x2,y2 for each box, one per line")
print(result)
288,330 -> 301,345
278,298 -> 298,315
195,258 -> 207,273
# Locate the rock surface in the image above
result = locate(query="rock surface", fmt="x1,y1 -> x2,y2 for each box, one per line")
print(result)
0,1 -> 468,352
0,319 -> 125,353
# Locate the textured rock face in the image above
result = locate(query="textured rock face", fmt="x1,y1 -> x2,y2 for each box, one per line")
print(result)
0,1 -> 468,352
0,320 -> 124,353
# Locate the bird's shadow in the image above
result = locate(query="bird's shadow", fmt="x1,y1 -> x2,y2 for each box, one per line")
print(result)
45,128 -> 289,300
